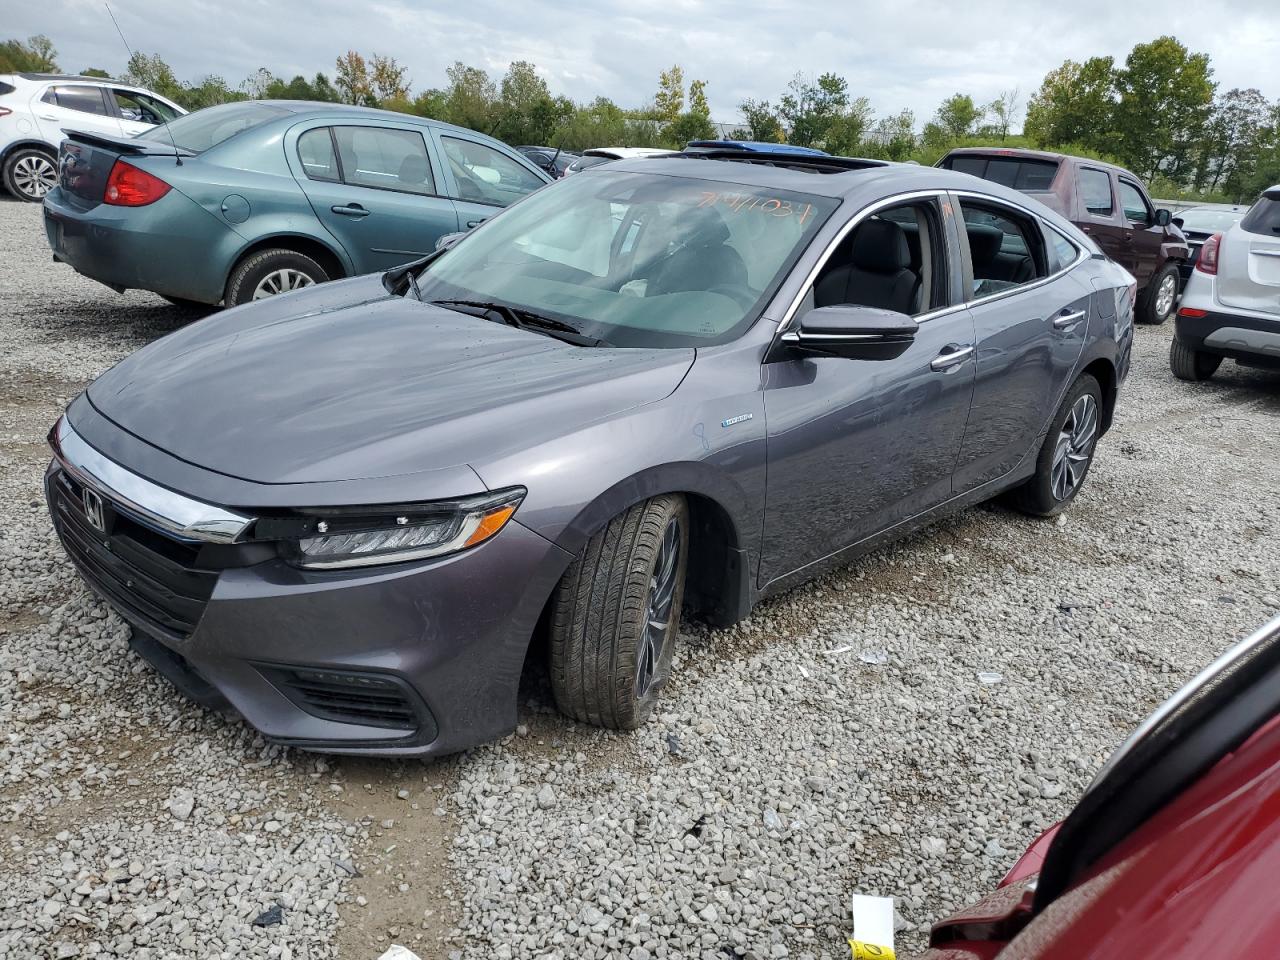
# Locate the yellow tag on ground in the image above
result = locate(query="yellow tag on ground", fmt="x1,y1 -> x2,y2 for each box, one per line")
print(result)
848,940 -> 895,960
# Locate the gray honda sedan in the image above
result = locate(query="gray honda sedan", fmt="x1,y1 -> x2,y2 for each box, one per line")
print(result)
46,149 -> 1135,756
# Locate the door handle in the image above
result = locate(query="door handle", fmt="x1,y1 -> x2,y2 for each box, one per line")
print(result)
930,345 -> 974,371
466,218 -> 487,229
40,114 -> 58,121
331,203 -> 370,218
1053,309 -> 1087,330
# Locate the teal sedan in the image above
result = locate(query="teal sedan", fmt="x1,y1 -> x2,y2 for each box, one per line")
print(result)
43,101 -> 552,306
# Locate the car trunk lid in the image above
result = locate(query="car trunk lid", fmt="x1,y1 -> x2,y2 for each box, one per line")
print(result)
1217,193 -> 1280,317
56,130 -> 189,211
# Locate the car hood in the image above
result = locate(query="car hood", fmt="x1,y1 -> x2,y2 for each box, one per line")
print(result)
87,277 -> 694,485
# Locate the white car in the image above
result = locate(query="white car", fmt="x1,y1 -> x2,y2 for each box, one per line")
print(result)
0,72 -> 185,201
562,147 -> 677,176
1172,185 -> 1280,381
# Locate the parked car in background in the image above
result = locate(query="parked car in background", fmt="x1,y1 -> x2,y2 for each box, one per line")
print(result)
919,615 -> 1280,960
517,145 -> 580,178
0,72 -> 185,202
41,100 -> 552,307
940,148 -> 1189,325
45,149 -> 1132,756
1172,204 -> 1249,282
1171,185 -> 1280,381
562,146 -> 676,175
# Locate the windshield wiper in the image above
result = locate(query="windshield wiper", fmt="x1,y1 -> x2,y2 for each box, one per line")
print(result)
428,299 -> 610,347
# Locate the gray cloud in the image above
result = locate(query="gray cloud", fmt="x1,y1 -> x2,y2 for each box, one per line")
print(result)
12,0 -> 1280,126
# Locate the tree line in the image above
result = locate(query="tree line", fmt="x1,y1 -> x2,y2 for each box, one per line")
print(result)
4,33 -> 1277,202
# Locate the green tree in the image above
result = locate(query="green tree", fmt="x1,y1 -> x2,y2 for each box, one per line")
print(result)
653,65 -> 685,125
863,109 -> 917,161
81,67 -> 112,79
184,75 -> 245,110
984,88 -> 1020,141
932,93 -> 983,141
778,72 -> 863,150
0,35 -> 58,72
494,61 -> 565,144
265,72 -> 341,102
334,50 -> 372,105
553,96 -> 628,150
664,77 -> 714,146
736,98 -> 784,142
1023,57 -> 1116,151
1111,36 -> 1215,181
1200,87 -> 1271,193
121,52 -> 184,103
442,62 -> 497,133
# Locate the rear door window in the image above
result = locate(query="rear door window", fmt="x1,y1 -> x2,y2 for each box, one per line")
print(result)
332,126 -> 436,196
1079,168 -> 1114,216
297,127 -> 340,182
1117,180 -> 1152,224
959,200 -> 1048,298
1240,197 -> 1280,236
440,136 -> 545,207
44,85 -> 110,116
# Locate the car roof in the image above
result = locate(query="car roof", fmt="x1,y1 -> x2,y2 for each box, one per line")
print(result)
944,145 -> 1141,180
609,151 -> 1028,200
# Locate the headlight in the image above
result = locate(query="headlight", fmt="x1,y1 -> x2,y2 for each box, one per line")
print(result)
283,488 -> 525,570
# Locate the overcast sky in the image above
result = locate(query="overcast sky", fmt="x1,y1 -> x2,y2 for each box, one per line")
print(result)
12,1 -> 1280,126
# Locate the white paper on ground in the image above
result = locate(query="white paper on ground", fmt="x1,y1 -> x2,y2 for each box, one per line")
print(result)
376,947 -> 423,960
850,893 -> 895,950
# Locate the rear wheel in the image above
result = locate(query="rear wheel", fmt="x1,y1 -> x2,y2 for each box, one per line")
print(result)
1137,264 -> 1179,325
224,249 -> 328,306
1169,334 -> 1222,381
1011,374 -> 1103,517
3,147 -> 58,202
550,495 -> 689,730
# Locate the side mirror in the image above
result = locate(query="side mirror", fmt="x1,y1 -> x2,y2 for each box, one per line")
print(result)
434,231 -> 467,251
1154,208 -> 1173,227
779,305 -> 916,361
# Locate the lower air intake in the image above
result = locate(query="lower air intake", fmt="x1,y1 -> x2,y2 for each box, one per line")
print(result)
258,665 -> 434,737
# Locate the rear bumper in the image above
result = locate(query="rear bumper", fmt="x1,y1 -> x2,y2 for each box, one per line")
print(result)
43,186 -> 234,304
1176,309 -> 1280,368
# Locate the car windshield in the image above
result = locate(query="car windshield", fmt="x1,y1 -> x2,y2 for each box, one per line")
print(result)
138,102 -> 290,152
415,170 -> 838,348
1178,208 -> 1244,232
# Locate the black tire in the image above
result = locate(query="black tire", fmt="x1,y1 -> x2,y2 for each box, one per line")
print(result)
3,147 -> 59,202
550,495 -> 689,730
1169,334 -> 1222,381
1011,374 -> 1103,517
224,249 -> 328,306
1137,263 -> 1180,325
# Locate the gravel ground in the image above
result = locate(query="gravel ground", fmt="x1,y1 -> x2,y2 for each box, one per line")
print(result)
2,193 -> 1279,960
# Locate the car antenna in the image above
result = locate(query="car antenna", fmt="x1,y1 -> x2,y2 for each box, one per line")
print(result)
105,2 -> 182,166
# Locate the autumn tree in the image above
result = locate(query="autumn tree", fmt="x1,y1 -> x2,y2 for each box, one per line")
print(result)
334,51 -> 372,105
654,65 -> 685,125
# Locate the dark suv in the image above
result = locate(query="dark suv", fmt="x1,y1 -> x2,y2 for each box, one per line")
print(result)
940,148 -> 1189,325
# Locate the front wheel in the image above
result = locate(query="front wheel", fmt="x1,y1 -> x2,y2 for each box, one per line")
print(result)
3,147 -> 58,202
1011,374 -> 1103,517
550,495 -> 689,730
224,249 -> 328,306
1137,264 -> 1179,325
1169,335 -> 1222,381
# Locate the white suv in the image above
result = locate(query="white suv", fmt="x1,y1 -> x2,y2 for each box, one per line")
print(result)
1172,186 -> 1280,381
0,72 -> 185,201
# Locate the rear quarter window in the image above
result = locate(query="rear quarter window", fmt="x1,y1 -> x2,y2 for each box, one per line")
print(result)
140,102 -> 291,153
0,81 -> 16,95
1241,197 -> 1280,236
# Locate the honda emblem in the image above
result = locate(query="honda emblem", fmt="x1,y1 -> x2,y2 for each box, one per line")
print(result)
83,488 -> 106,533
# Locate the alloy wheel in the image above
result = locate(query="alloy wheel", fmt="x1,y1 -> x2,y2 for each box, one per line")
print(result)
13,154 -> 57,199
252,268 -> 315,300
1154,273 -> 1177,319
635,516 -> 681,700
1050,394 -> 1099,501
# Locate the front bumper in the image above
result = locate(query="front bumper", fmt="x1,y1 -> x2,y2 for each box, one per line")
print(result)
43,186 -> 233,304
1176,308 -> 1280,369
45,425 -> 570,757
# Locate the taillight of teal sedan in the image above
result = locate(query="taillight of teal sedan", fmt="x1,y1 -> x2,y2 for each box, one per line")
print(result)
42,100 -> 551,308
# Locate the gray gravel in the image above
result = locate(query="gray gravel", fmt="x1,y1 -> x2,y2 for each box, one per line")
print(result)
3,195 -> 1279,960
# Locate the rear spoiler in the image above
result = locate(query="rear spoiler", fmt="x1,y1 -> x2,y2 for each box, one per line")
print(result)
63,128 -> 194,158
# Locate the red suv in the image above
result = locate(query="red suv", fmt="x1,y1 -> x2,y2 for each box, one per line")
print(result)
918,615 -> 1280,959
940,148 -> 1189,326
